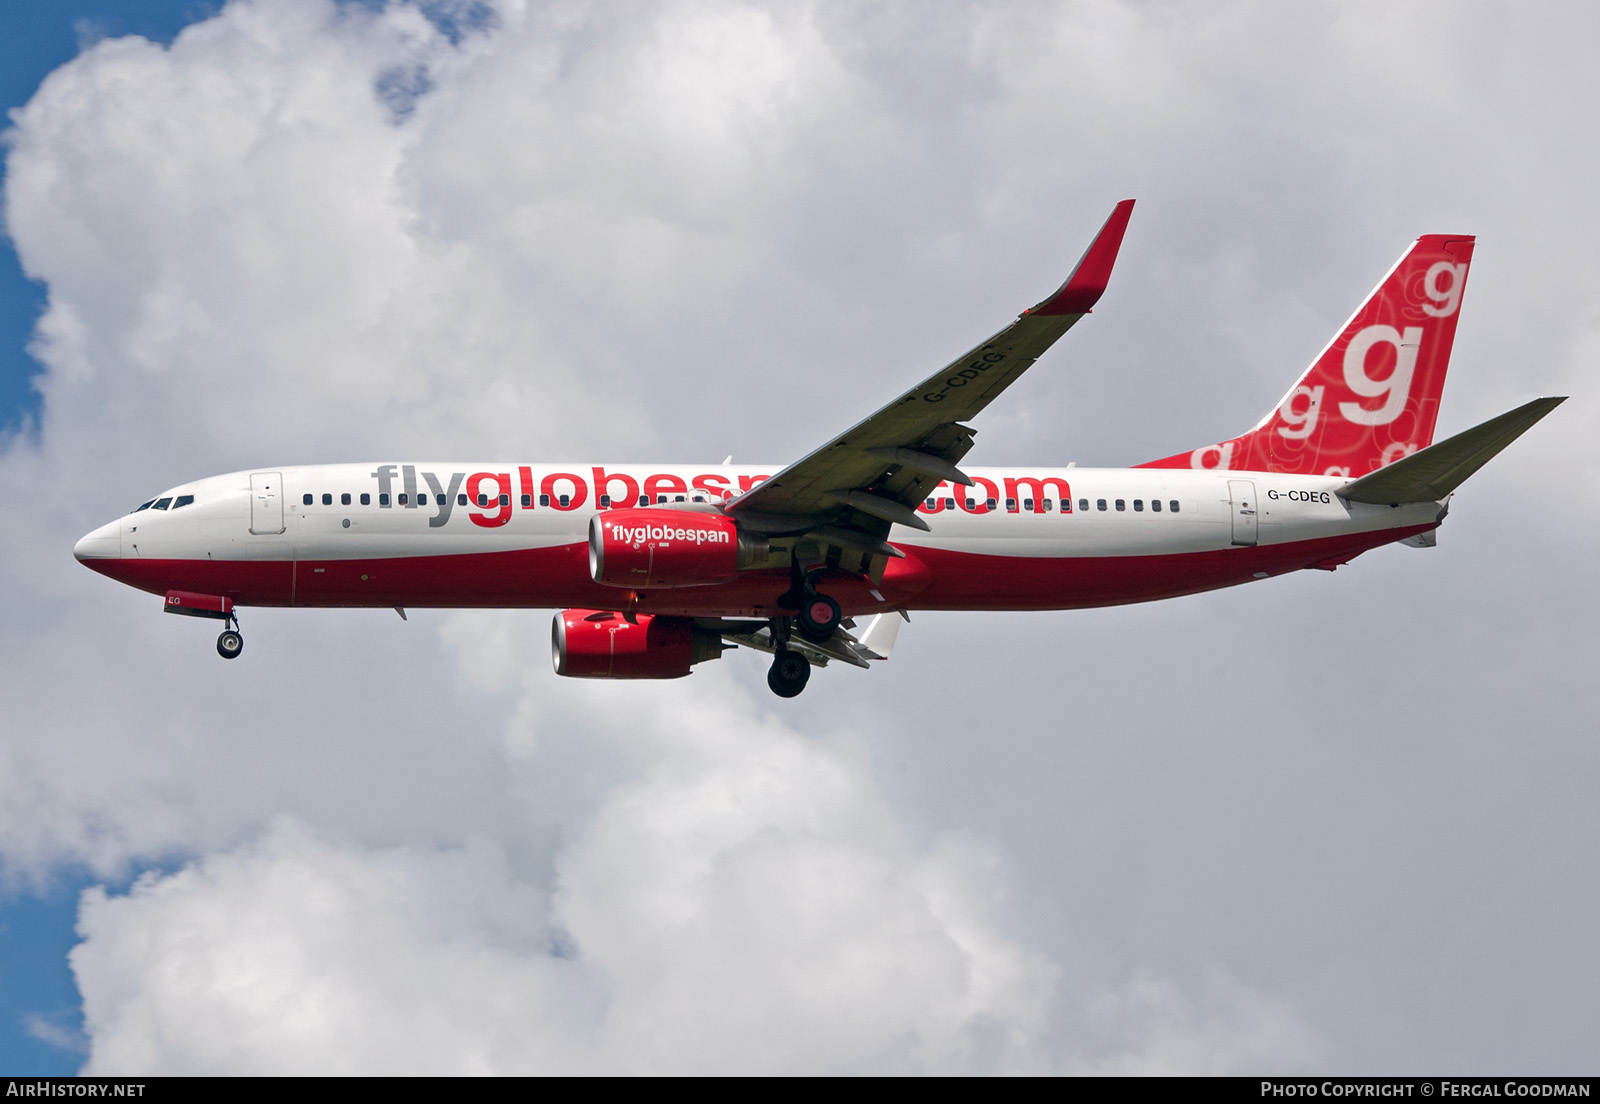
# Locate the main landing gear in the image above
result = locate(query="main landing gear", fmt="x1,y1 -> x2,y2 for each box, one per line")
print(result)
766,559 -> 846,695
763,614 -> 813,698
779,560 -> 843,644
795,592 -> 842,643
767,646 -> 811,698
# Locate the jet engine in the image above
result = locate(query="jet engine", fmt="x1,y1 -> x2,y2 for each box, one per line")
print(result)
588,508 -> 765,588
552,609 -> 726,679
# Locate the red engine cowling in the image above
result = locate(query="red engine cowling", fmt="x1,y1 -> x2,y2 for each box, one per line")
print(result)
589,509 -> 744,588
552,609 -> 724,679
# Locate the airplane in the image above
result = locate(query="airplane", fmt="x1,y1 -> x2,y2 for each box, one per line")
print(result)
73,201 -> 1565,697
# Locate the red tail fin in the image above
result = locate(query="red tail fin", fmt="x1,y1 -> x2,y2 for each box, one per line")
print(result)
1139,235 -> 1475,477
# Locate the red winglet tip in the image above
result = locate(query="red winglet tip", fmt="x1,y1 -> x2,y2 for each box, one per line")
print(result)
1033,198 -> 1135,316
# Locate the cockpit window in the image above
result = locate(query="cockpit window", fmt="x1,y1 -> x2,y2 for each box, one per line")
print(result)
172,494 -> 195,509
152,497 -> 173,510
133,500 -> 155,513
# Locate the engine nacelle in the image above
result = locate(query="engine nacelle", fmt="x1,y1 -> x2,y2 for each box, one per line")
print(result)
589,508 -> 759,589
552,609 -> 725,680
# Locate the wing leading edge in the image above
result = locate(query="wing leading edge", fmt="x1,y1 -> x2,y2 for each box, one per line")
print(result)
726,200 -> 1135,556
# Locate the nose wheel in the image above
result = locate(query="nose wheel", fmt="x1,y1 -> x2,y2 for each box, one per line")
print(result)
767,647 -> 811,698
215,611 -> 243,659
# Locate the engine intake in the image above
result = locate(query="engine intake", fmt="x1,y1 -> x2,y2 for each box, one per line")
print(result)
552,609 -> 725,680
589,508 -> 764,588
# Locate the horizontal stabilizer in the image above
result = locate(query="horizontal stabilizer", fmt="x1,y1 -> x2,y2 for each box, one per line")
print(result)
1339,397 -> 1565,505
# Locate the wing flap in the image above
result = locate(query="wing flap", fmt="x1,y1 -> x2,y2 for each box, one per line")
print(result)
713,613 -> 905,670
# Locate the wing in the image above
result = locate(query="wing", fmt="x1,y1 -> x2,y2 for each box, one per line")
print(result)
726,200 -> 1135,557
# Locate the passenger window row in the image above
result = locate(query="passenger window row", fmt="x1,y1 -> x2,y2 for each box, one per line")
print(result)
296,491 -> 717,509
919,496 -> 1182,515
922,497 -> 1009,511
1088,498 -> 1180,513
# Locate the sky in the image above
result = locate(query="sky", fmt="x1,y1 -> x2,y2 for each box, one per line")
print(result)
1,0 -> 1596,1076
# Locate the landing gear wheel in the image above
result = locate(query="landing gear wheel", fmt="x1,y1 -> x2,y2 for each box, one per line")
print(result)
216,630 -> 244,659
767,648 -> 811,697
795,592 -> 842,643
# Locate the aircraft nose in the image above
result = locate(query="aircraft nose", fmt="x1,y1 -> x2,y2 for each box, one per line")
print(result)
74,521 -> 121,562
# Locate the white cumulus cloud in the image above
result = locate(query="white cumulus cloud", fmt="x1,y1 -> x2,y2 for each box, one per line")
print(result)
3,0 -> 1596,1075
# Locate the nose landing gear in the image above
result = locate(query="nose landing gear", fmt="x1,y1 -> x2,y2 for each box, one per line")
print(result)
216,625 -> 244,659
215,609 -> 244,659
163,591 -> 245,659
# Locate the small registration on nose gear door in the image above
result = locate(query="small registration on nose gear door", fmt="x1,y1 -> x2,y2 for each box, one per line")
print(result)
250,472 -> 285,535
1229,479 -> 1258,546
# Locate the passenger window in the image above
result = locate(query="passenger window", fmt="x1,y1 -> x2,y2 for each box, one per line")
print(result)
521,495 -> 532,508
656,495 -> 667,504
965,498 -> 975,509
477,494 -> 489,507
1006,498 -> 1017,511
558,494 -> 570,507
1097,499 -> 1107,511
540,494 -> 551,507
320,493 -> 330,506
986,498 -> 997,510
173,495 -> 195,509
600,494 -> 611,508
693,495 -> 705,503
399,493 -> 409,505
925,499 -> 936,509
134,500 -> 155,512
360,493 -> 371,506
153,497 -> 172,510
341,493 -> 351,506
1170,500 -> 1180,513
500,494 -> 512,507
379,493 -> 390,506
945,498 -> 955,509
674,495 -> 685,502
1151,499 -> 1161,512
638,495 -> 649,507
302,494 -> 314,506
1115,499 -> 1125,511
1042,499 -> 1051,511
1133,499 -> 1143,512
1079,499 -> 1089,512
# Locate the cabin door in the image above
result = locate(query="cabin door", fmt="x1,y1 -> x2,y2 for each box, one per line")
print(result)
1228,479 -> 1258,546
250,472 -> 285,535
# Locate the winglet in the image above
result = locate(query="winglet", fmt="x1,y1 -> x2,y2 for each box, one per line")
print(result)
1030,199 -> 1136,316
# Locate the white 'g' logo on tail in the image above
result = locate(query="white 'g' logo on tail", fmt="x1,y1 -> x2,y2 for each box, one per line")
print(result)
1190,442 -> 1234,470
1339,325 -> 1421,426
1276,385 -> 1324,439
1423,262 -> 1467,317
